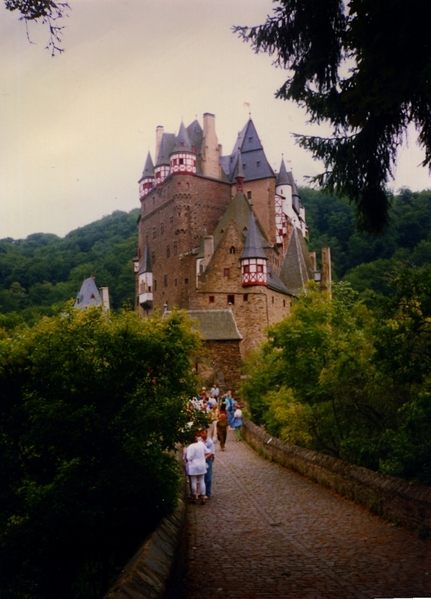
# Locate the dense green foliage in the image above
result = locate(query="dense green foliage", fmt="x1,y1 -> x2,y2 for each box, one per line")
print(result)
235,0 -> 431,232
242,277 -> 431,485
301,187 -> 431,298
0,209 -> 139,325
0,307 -> 201,598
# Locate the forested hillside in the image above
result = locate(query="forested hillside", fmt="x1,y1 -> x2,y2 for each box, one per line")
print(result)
0,209 -> 139,324
302,187 -> 431,296
1,188 -> 431,325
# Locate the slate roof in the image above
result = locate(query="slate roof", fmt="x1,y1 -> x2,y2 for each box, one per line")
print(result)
267,266 -> 293,296
156,133 -> 176,166
279,227 -> 314,296
187,119 -> 203,152
174,121 -> 193,152
211,191 -> 271,251
276,158 -> 290,187
74,277 -> 102,309
139,152 -> 154,182
241,210 -> 267,260
139,243 -> 152,274
189,310 -> 243,341
221,119 -> 275,183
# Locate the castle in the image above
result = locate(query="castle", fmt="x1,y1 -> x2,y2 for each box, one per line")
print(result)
134,113 -> 328,390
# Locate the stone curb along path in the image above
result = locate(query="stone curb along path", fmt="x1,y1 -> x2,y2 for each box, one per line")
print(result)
182,429 -> 431,599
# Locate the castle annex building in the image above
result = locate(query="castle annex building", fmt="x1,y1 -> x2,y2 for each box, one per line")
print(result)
134,113 -> 323,387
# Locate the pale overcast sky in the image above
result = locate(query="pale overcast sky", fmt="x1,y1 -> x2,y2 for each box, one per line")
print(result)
1,0 -> 429,240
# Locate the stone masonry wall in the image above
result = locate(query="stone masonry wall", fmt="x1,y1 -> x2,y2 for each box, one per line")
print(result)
242,418 -> 431,533
138,174 -> 231,314
204,339 -> 242,393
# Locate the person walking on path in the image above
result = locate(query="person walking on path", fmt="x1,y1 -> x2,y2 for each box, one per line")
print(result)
200,428 -> 215,498
225,391 -> 236,428
186,434 -> 210,504
232,404 -> 243,441
208,403 -> 219,442
216,412 -> 229,451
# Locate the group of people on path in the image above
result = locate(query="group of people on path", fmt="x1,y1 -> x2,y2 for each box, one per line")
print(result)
184,385 -> 243,504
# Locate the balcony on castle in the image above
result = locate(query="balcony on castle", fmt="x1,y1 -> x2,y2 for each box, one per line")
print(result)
139,293 -> 153,309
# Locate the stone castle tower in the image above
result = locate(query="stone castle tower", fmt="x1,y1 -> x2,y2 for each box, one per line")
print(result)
134,113 -> 322,389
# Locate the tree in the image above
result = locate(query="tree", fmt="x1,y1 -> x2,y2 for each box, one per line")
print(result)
5,0 -> 70,54
0,306 -> 201,598
235,0 -> 431,233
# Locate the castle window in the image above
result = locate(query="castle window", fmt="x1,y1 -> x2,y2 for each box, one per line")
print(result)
184,278 -> 189,285
166,246 -> 170,258
179,158 -> 184,165
174,278 -> 178,287
199,263 -> 204,274
209,296 -> 215,303
152,227 -> 156,239
256,161 -> 260,167
229,246 -> 236,254
164,275 -> 168,287
272,296 -> 274,304
248,136 -> 252,143
243,264 -> 250,274
227,295 -> 235,305
256,264 -> 263,273
283,299 -> 286,307
223,268 -> 230,277
243,294 -> 248,302
173,242 -> 178,255
151,251 -> 156,264
154,280 -> 157,291
247,191 -> 252,200
160,223 -> 164,235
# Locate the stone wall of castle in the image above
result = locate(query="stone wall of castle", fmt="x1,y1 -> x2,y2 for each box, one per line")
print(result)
138,174 -> 231,315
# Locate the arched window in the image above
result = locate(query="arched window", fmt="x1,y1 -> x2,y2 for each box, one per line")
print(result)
229,246 -> 236,254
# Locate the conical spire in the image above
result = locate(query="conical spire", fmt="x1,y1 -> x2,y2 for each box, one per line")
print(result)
141,152 -> 154,179
174,121 -> 192,152
276,157 -> 290,186
241,210 -> 267,260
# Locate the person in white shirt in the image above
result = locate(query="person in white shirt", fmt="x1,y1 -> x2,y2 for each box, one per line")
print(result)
186,434 -> 210,504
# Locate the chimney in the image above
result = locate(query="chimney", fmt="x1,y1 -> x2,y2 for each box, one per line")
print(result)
155,126 -> 164,163
99,287 -> 110,311
320,247 -> 332,297
202,113 -> 220,179
309,252 -> 316,272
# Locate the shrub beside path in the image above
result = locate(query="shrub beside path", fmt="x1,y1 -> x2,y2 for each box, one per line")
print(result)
181,430 -> 431,599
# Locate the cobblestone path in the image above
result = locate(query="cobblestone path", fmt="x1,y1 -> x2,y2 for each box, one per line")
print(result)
182,430 -> 431,599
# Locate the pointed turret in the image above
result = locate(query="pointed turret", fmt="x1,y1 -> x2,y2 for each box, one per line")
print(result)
275,157 -> 290,244
74,277 -> 103,309
154,132 -> 175,186
138,152 -> 155,201
241,210 -> 268,287
138,244 -> 153,311
170,121 -> 197,176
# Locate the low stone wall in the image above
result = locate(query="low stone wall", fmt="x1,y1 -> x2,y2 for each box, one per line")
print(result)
242,418 -> 431,534
103,477 -> 187,599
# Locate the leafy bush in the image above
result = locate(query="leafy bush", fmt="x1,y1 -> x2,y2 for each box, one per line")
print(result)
0,306 -> 201,598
